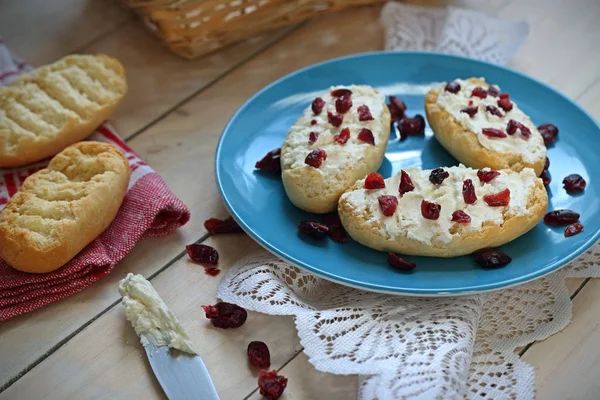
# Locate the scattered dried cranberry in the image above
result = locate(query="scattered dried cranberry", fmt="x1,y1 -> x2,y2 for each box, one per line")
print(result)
421,199 -> 441,220
333,128 -> 350,145
387,252 -> 416,270
477,170 -> 500,183
544,209 -> 580,226
202,302 -> 247,329
186,244 -> 219,266
310,119 -> 317,126
255,148 -> 281,174
452,210 -> 471,223
482,127 -> 507,138
498,93 -> 513,112
311,97 -> 325,115
462,179 -> 477,204
471,87 -> 487,98
562,174 -> 586,193
483,189 -> 511,206
305,149 -> 327,168
445,81 -> 461,93
308,131 -> 319,145
398,115 -> 425,137
357,105 -> 374,121
429,168 -> 449,185
538,123 -> 559,145
565,222 -> 584,237
544,157 -> 550,172
388,96 -> 407,123
248,341 -> 271,369
335,95 -> 352,114
258,370 -> 288,400
485,105 -> 504,118
357,128 -> 375,145
541,171 -> 551,186
461,106 -> 478,118
327,112 -> 343,127
473,248 -> 512,269
399,170 -> 415,195
204,218 -> 243,235
298,221 -> 329,239
364,172 -> 385,189
506,119 -> 531,138
331,88 -> 352,98
204,268 -> 221,276
323,214 -> 349,243
378,195 -> 398,217
487,85 -> 500,97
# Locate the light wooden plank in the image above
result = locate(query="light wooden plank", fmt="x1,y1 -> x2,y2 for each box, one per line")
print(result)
0,0 -> 130,65
0,235 -> 301,400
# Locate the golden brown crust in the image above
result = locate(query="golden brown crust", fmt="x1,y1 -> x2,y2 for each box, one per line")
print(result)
338,177 -> 548,257
0,142 -> 130,273
425,78 -> 545,176
0,54 -> 127,167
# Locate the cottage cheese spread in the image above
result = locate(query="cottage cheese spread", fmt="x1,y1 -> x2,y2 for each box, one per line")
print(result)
436,78 -> 546,165
340,165 -> 538,246
118,273 -> 196,355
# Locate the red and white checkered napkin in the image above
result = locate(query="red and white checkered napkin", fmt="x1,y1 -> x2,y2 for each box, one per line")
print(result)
0,42 -> 190,320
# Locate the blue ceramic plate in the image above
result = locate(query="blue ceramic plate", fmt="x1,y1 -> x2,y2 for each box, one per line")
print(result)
215,52 -> 600,296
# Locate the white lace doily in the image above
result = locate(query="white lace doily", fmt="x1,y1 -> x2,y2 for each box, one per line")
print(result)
217,4 -> 594,400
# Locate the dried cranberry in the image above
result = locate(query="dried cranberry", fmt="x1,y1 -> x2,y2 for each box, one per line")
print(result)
310,119 -> 317,126
483,189 -> 511,206
357,105 -> 374,121
562,174 -> 586,193
487,85 -> 500,97
357,128 -> 375,145
298,221 -> 329,239
471,87 -> 487,98
364,172 -> 385,189
255,148 -> 281,174
311,97 -> 325,115
421,199 -> 441,220
323,214 -> 349,244
445,81 -> 461,93
544,157 -> 550,172
485,105 -> 504,118
308,131 -> 319,145
335,95 -> 352,114
399,170 -> 415,195
387,252 -> 416,270
538,123 -> 559,145
565,222 -> 584,237
498,94 -> 513,112
477,170 -> 500,183
331,88 -> 352,98
248,341 -> 271,369
473,248 -> 512,269
378,195 -> 398,217
462,179 -> 477,204
305,149 -> 327,168
398,115 -> 425,136
429,168 -> 449,185
388,96 -> 407,122
327,112 -> 343,127
258,370 -> 288,400
204,268 -> 221,276
333,128 -> 350,145
544,209 -> 580,226
186,244 -> 219,266
482,127 -> 507,138
452,210 -> 471,223
204,218 -> 243,235
506,119 -> 531,138
460,106 -> 478,118
202,302 -> 247,329
541,171 -> 551,186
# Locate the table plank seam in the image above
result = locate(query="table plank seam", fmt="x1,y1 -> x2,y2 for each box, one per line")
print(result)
71,16 -> 134,57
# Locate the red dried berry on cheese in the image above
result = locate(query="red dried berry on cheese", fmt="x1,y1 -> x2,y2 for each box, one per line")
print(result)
364,172 -> 385,189
462,179 -> 477,204
399,170 -> 415,195
388,252 -> 416,270
357,105 -> 374,121
312,97 -> 325,115
483,189 -> 511,206
327,112 -> 343,127
248,341 -> 271,369
471,87 -> 487,98
202,302 -> 247,329
305,149 -> 327,168
452,210 -> 471,223
310,119 -> 317,125
474,249 -> 512,269
506,119 -> 531,138
445,81 -> 461,93
461,106 -> 478,118
487,85 -> 500,97
429,168 -> 449,185
204,218 -> 243,235
477,170 -> 500,183
186,244 -> 219,266
333,128 -> 350,145
538,123 -> 559,145
331,88 -> 352,98
378,195 -> 398,217
258,370 -> 288,400
544,209 -> 580,226
298,221 -> 329,239
421,199 -> 441,220
357,128 -> 375,145
482,127 -> 507,138
335,95 -> 352,114
485,105 -> 504,118
562,174 -> 586,193
498,93 -> 513,111
398,115 -> 425,136
308,131 -> 319,145
564,222 -> 584,237
255,148 -> 281,174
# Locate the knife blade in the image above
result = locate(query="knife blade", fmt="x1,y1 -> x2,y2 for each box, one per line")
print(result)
142,335 -> 220,400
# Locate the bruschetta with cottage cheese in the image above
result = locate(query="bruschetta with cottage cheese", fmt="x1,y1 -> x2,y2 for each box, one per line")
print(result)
281,85 -> 391,213
425,78 -> 546,176
338,165 -> 547,257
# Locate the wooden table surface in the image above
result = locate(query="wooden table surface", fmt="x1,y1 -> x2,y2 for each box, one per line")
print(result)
1,1 -> 600,399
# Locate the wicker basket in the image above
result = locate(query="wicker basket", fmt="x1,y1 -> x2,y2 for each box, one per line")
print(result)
121,0 -> 385,59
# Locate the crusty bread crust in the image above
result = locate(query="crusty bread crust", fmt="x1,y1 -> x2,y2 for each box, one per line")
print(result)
338,176 -> 547,257
425,78 -> 545,176
0,142 -> 130,273
0,54 -> 127,167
